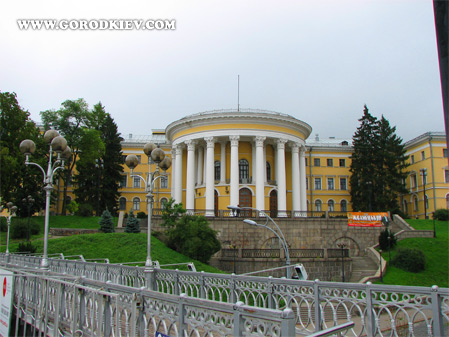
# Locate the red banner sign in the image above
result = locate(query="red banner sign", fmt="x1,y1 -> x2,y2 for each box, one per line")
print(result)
348,212 -> 388,227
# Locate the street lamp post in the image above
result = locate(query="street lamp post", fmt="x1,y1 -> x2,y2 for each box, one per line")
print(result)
20,130 -> 71,270
228,205 -> 291,278
4,202 -> 18,261
379,249 -> 383,283
336,243 -> 346,282
420,168 -> 427,219
125,143 -> 171,279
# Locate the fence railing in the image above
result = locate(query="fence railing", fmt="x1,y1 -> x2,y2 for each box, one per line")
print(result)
8,269 -> 296,337
2,253 -> 448,337
221,248 -> 348,259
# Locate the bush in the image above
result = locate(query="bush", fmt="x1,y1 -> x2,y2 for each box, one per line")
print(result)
16,241 -> 37,255
137,211 -> 147,219
0,217 -> 6,232
378,228 -> 397,251
76,203 -> 93,217
392,247 -> 426,273
166,214 -> 221,263
125,209 -> 141,233
99,210 -> 115,233
433,209 -> 448,221
11,218 -> 40,240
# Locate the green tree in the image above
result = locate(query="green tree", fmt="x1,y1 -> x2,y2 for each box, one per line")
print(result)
74,103 -> 123,216
161,198 -> 186,229
0,91 -> 46,213
125,209 -> 141,233
350,106 -> 408,213
41,99 -> 104,215
99,209 -> 115,233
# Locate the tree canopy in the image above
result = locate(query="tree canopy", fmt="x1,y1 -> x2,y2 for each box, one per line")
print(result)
349,106 -> 408,213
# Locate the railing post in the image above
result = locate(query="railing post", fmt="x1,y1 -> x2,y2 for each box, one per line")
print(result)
314,279 -> 322,332
174,269 -> 180,295
233,301 -> 244,336
280,308 -> 296,336
52,283 -> 63,337
431,285 -> 444,337
230,274 -> 237,303
178,294 -> 187,335
268,276 -> 275,309
200,271 -> 206,299
365,282 -> 376,337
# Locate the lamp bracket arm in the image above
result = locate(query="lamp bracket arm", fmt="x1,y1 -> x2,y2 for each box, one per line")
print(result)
130,173 -> 147,186
25,161 -> 47,183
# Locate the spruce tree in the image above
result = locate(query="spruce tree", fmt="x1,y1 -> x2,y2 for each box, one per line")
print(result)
350,106 -> 409,213
125,209 -> 141,233
99,209 -> 115,233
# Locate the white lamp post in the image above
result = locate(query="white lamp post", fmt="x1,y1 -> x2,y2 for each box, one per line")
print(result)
228,205 -> 291,278
125,143 -> 171,275
20,130 -> 71,270
4,202 -> 17,262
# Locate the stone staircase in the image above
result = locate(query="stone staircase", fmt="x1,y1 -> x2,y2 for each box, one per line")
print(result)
349,256 -> 379,283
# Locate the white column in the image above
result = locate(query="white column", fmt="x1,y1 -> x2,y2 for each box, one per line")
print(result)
291,143 -> 301,216
299,146 -> 307,215
252,142 -> 256,183
175,144 -> 183,203
197,145 -> 204,186
263,143 -> 267,183
255,136 -> 266,211
230,135 -> 240,208
185,140 -> 196,213
171,147 -> 176,199
276,139 -> 288,217
205,137 -> 215,217
220,141 -> 226,184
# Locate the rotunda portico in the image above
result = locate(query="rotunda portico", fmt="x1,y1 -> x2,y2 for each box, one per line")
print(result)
165,109 -> 312,217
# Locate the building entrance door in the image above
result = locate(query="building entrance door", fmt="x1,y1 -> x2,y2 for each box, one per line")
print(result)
214,190 -> 219,217
270,190 -> 278,218
239,188 -> 252,217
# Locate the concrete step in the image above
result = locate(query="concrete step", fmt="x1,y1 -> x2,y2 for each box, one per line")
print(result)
350,256 -> 378,283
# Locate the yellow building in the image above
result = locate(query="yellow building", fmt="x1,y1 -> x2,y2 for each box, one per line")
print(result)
401,132 -> 448,219
59,110 -> 448,219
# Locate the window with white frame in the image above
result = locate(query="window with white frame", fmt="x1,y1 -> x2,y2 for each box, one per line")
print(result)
340,200 -> 347,212
327,159 -> 333,167
214,161 -> 221,181
119,197 -> 126,210
314,177 -> 321,190
133,176 -> 141,188
133,197 -> 140,211
339,159 -> 345,167
328,200 -> 335,212
119,175 -> 127,188
314,158 -> 320,167
327,178 -> 334,190
414,196 -> 418,211
445,169 -> 449,183
340,177 -> 347,190
421,151 -> 425,160
411,174 -> 417,189
315,200 -> 322,212
160,176 -> 168,189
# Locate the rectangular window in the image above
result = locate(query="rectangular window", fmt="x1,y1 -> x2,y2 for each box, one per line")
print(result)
314,178 -> 321,190
327,159 -> 333,167
421,151 -> 425,160
339,159 -> 345,167
411,155 -> 415,164
327,178 -> 334,190
305,158 -> 308,166
122,155 -> 127,163
136,155 -> 141,164
160,176 -> 168,189
445,170 -> 449,183
306,177 -> 309,190
340,178 -> 347,191
443,149 -> 448,158
133,176 -> 141,188
411,174 -> 417,189
119,175 -> 127,188
314,158 -> 320,167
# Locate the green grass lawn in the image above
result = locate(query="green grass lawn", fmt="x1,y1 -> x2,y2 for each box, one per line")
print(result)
378,219 -> 449,288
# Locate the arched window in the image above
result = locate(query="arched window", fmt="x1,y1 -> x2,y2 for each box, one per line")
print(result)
446,194 -> 449,209
214,161 -> 221,181
340,200 -> 347,212
160,198 -> 168,209
315,200 -> 322,212
133,197 -> 140,211
119,197 -> 126,210
239,159 -> 250,183
266,162 -> 271,182
403,200 -> 408,214
328,200 -> 335,212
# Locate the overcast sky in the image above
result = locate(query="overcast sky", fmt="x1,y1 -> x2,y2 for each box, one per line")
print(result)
1,0 -> 444,142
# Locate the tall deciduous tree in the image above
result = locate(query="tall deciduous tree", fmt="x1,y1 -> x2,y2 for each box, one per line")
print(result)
41,99 -> 103,215
350,106 -> 408,213
0,91 -> 45,214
